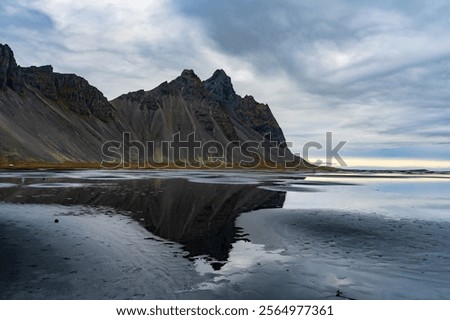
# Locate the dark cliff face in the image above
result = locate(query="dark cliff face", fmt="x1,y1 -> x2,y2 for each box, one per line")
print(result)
53,72 -> 113,121
21,66 -> 57,99
235,95 -> 286,145
0,44 -> 22,92
203,70 -> 287,145
21,66 -> 113,121
203,69 -> 238,108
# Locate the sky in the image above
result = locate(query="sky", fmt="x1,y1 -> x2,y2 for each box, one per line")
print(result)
1,0 -> 450,168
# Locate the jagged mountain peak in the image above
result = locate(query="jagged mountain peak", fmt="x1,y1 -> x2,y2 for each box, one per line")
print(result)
180,69 -> 198,78
0,43 -> 14,58
203,69 -> 236,106
177,69 -> 202,84
0,43 -> 22,91
204,69 -> 233,88
167,69 -> 204,99
209,69 -> 231,81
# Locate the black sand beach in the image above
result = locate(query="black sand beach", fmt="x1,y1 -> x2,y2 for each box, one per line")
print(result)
0,169 -> 449,299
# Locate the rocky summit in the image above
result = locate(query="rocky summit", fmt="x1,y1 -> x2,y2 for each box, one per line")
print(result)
0,44 -> 306,168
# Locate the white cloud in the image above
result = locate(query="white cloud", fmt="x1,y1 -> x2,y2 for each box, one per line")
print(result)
2,0 -> 450,161
9,0 -> 256,99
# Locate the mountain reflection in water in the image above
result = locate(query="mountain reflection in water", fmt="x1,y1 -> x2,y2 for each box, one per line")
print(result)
0,173 -> 285,269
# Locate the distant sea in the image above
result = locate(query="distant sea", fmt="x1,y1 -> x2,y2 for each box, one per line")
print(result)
332,156 -> 450,172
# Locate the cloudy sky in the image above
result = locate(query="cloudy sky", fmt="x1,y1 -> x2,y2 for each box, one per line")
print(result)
1,0 -> 450,168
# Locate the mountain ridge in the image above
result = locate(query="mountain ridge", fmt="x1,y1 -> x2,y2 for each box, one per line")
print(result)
0,43 -> 307,168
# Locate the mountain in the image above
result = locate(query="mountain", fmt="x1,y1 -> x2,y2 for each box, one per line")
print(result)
0,43 -> 306,168
111,69 -> 300,166
0,44 -> 125,163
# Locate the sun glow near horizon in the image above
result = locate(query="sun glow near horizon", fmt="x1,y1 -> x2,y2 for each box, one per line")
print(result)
336,157 -> 450,170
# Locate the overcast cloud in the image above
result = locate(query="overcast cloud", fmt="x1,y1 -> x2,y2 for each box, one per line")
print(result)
1,0 -> 449,165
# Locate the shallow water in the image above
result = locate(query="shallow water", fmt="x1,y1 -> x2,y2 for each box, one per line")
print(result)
0,169 -> 449,299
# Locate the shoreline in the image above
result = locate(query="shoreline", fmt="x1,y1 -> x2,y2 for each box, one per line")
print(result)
0,161 -> 326,171
2,162 -> 448,176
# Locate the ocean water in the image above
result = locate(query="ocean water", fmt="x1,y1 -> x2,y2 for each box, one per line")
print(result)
0,169 -> 449,299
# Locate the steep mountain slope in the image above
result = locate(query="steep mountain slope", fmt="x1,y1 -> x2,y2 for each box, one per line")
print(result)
111,69 -> 300,165
0,43 -> 305,167
0,44 -> 126,163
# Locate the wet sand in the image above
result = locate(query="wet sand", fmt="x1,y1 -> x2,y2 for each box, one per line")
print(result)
0,169 -> 449,299
0,204 -> 203,299
234,209 -> 450,299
